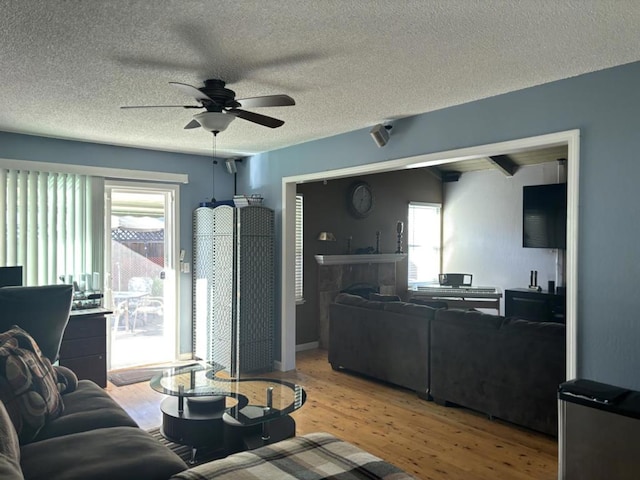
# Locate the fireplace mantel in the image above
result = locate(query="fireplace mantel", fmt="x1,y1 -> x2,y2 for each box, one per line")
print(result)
314,253 -> 407,266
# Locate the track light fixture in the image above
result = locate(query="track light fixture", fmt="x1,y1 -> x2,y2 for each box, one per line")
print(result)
369,123 -> 393,148
225,158 -> 237,174
224,157 -> 244,174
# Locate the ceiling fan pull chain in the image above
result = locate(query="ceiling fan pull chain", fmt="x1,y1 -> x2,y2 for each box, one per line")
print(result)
210,133 -> 217,203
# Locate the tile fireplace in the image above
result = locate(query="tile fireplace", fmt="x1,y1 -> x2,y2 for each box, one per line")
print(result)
314,254 -> 406,349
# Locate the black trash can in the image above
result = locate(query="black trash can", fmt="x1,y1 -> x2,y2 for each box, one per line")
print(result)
558,378 -> 640,479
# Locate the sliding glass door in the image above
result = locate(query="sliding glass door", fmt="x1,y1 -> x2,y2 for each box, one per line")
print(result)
104,181 -> 179,370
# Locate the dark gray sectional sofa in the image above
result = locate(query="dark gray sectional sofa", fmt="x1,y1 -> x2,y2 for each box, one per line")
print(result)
329,293 -> 566,436
0,285 -> 188,480
17,380 -> 189,480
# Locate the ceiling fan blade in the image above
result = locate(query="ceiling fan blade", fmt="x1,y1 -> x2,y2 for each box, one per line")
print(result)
228,109 -> 285,128
169,82 -> 218,104
236,94 -> 295,108
120,105 -> 202,109
183,119 -> 201,129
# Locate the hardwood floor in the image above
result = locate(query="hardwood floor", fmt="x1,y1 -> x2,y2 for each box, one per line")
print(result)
106,348 -> 558,479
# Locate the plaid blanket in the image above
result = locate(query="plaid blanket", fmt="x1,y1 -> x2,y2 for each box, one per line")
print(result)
170,432 -> 416,480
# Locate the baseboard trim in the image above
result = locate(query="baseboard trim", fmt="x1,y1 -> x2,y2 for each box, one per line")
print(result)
296,341 -> 319,352
275,342 -> 319,371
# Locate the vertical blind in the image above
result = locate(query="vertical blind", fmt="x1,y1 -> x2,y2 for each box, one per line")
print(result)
295,194 -> 304,302
0,168 -> 104,287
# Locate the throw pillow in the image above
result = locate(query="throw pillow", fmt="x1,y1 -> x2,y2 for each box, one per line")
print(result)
0,326 -> 64,444
53,365 -> 78,394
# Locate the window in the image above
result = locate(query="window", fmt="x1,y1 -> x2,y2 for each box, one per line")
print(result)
407,202 -> 441,287
0,168 -> 103,286
295,194 -> 304,303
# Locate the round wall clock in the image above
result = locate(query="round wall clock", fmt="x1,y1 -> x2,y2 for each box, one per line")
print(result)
347,181 -> 374,218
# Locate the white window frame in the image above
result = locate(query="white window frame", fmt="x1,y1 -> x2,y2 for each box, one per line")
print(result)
407,201 -> 442,287
295,194 -> 304,304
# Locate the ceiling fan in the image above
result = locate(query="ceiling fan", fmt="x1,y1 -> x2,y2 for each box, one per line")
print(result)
121,79 -> 295,133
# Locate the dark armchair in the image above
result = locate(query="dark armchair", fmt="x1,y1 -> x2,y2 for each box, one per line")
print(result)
0,285 -> 73,363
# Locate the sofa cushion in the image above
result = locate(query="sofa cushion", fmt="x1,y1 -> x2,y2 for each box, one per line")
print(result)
410,297 -> 448,309
0,326 -> 63,444
334,293 -> 385,310
430,309 -> 565,435
20,425 -> 188,480
384,301 -> 437,320
33,380 -> 138,441
361,300 -> 386,310
368,293 -> 401,302
329,300 -> 430,393
435,307 -> 505,329
495,318 -> 566,435
0,400 -> 23,479
430,309 -> 506,406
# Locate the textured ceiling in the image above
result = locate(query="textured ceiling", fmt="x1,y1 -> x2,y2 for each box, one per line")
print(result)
1,1 -> 640,159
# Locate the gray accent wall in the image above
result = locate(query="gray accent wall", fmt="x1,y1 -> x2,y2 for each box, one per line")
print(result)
296,169 -> 442,345
238,61 -> 640,390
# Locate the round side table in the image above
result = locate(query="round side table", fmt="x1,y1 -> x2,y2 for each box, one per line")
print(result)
160,395 -> 226,464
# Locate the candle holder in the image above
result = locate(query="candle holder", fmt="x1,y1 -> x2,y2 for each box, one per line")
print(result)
395,221 -> 404,254
375,231 -> 381,253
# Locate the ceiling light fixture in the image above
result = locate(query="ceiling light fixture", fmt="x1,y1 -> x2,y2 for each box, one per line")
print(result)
193,111 -> 235,133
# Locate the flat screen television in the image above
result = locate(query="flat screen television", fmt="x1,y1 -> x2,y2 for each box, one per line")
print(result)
523,183 -> 567,249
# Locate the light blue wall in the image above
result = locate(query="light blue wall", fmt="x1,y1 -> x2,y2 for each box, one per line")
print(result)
0,132 -> 233,354
4,60 -> 640,388
239,61 -> 640,390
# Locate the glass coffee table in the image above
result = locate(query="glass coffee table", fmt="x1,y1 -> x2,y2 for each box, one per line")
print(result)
150,363 -> 306,463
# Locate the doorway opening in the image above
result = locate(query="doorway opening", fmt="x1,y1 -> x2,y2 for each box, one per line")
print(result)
105,181 -> 179,370
281,129 -> 579,376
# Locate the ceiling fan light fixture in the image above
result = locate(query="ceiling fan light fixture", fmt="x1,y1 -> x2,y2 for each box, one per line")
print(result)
194,111 -> 235,133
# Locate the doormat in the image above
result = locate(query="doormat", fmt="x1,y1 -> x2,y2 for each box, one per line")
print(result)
108,367 -> 166,386
108,362 -> 198,387
146,427 -> 226,467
